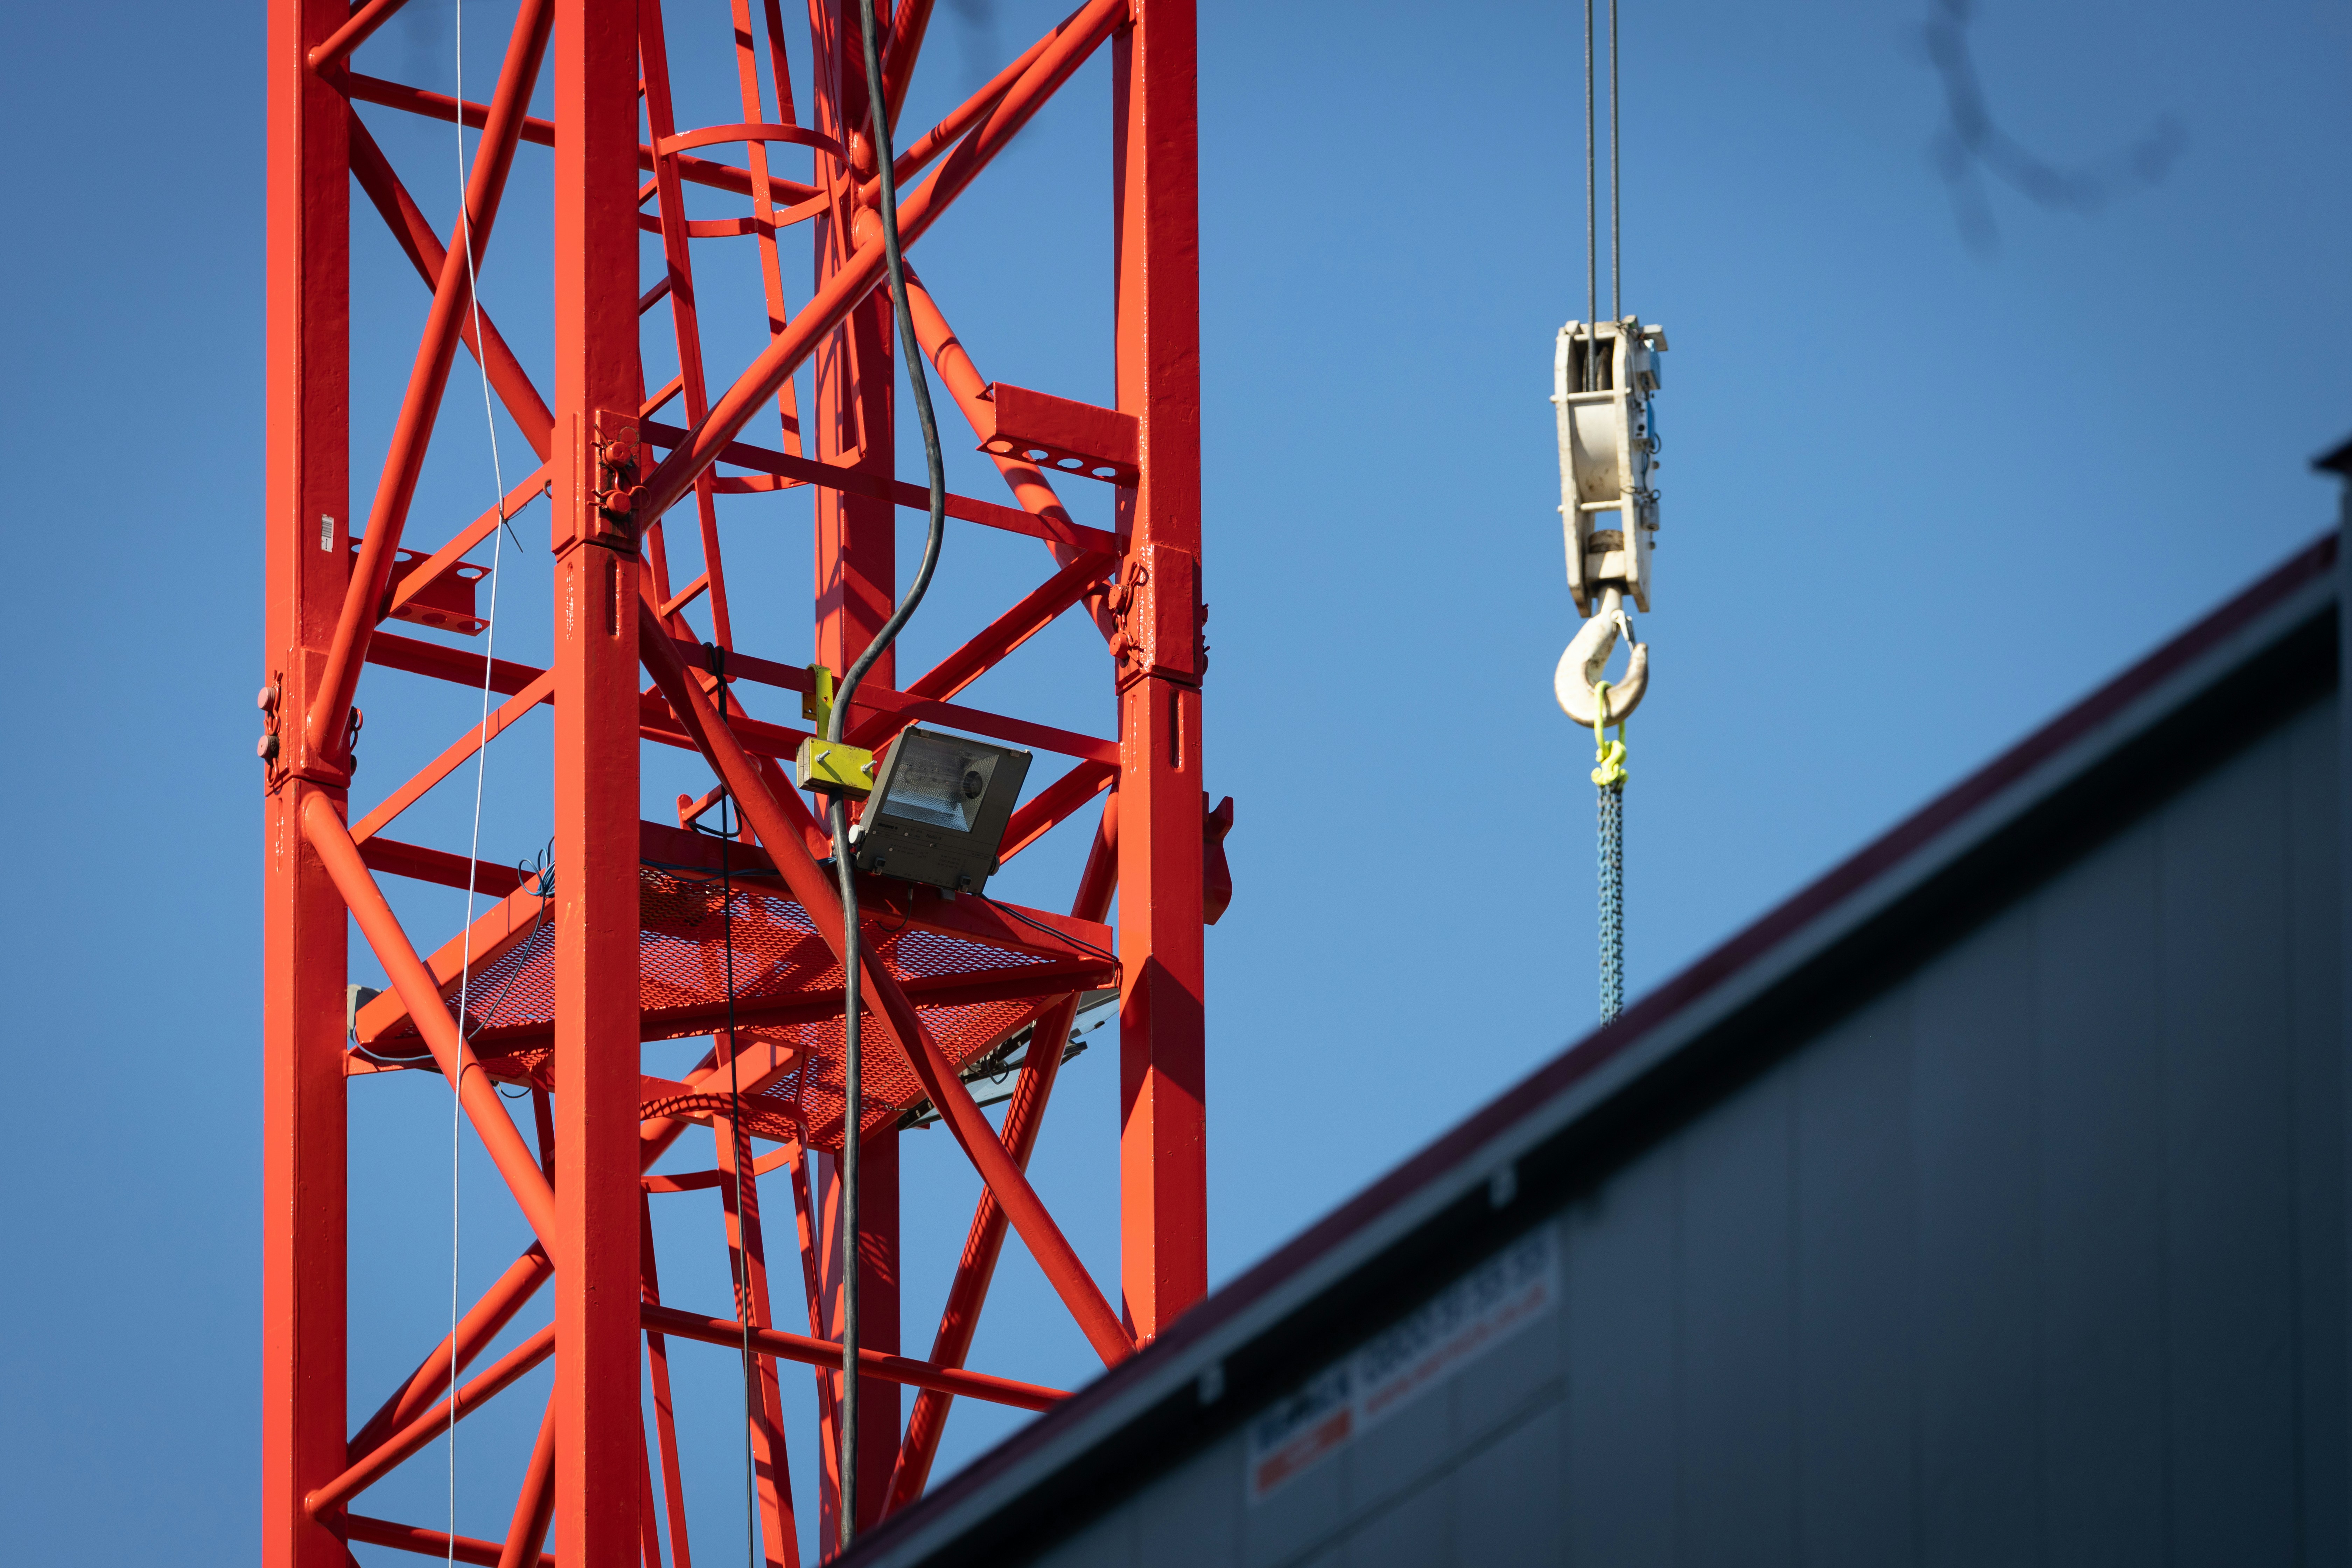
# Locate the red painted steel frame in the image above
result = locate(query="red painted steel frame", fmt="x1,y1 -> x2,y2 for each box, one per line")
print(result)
263,0 -> 1209,1561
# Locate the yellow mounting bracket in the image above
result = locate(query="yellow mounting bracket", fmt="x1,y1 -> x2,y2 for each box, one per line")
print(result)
796,736 -> 876,798
801,664 -> 835,730
796,665 -> 874,794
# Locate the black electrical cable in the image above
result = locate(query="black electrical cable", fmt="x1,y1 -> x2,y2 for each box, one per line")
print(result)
348,874 -> 550,1073
972,891 -> 1117,966
838,0 -> 950,1544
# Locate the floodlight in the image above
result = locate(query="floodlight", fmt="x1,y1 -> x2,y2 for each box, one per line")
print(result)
848,726 -> 1032,895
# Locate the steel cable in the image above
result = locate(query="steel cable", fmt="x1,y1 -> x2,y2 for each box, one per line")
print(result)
444,0 -> 521,1556
1583,0 -> 1596,365
1610,0 -> 1620,322
1584,0 -> 1627,1023
709,645 -> 758,1568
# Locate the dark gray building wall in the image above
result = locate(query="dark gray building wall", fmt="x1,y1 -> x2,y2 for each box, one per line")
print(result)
1007,691 -> 2343,1568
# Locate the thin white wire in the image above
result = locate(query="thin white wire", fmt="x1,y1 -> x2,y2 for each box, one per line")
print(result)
446,0 -> 517,1559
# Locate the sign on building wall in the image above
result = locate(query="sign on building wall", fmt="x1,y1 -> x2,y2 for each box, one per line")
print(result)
1243,1225 -> 1559,1503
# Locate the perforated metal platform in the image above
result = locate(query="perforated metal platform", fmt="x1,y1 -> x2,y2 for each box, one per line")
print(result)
353,867 -> 1117,1149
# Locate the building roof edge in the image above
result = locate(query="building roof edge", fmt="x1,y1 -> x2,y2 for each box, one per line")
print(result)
849,526 -> 2342,1567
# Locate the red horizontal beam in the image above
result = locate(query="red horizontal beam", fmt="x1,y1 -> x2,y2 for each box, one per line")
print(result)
345,1513 -> 555,1568
342,70 -> 817,205
637,418 -> 1117,556
643,1168 -> 730,1194
973,381 -> 1138,486
356,633 -> 803,763
639,686 -> 806,760
662,635 -> 1115,764
368,630 -> 1101,775
640,1303 -> 1068,1412
365,629 -> 545,697
356,835 -> 531,897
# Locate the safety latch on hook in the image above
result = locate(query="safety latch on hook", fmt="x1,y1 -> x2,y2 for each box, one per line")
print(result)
1555,585 -> 1648,731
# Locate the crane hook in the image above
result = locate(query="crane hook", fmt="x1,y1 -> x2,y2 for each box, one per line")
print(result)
1555,585 -> 1648,729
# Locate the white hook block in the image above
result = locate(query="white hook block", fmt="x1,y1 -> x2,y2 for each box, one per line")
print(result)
1553,317 -> 1667,614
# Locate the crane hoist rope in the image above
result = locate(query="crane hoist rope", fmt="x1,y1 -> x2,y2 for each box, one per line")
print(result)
1553,0 -> 1665,1026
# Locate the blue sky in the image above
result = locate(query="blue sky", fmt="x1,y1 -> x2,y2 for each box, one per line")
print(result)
2,0 -> 2346,1559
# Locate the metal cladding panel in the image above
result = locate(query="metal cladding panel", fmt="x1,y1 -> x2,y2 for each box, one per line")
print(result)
1913,912 -> 2042,1564
1563,1153 -> 1676,1566
1674,1073 -> 1799,1568
927,692 -> 2339,1568
1791,990 -> 1918,1567
2033,827 -> 2168,1563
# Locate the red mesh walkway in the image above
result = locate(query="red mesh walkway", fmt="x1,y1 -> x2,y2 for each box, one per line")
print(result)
356,868 -> 1112,1148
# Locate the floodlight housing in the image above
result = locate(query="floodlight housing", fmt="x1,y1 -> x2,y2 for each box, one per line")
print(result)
849,726 -> 1032,895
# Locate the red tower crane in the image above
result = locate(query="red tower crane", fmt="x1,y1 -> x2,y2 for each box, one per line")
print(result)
261,1 -> 1211,1561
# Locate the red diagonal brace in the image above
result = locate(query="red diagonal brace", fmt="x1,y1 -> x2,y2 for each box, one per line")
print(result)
302,793 -> 560,1260
495,1396 -> 558,1568
632,0 -> 1128,531
306,0 -> 551,764
382,468 -> 554,626
867,549 -> 1115,725
347,1244 -> 553,1461
880,0 -> 936,129
308,1323 -> 556,1516
867,4 -> 1072,200
996,758 -> 1117,865
346,115 -> 555,459
351,668 -> 555,844
637,601 -> 1133,1366
900,270 -> 1118,640
307,0 -> 411,70
884,794 -> 1119,1512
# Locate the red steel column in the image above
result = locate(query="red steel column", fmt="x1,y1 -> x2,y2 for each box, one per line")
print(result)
262,2 -> 350,1565
552,0 -> 642,1560
1110,0 -> 1207,1342
812,3 -> 903,1535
